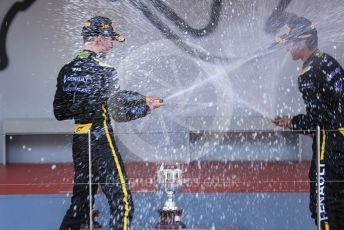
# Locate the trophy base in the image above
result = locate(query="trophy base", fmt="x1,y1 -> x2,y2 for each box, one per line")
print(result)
156,209 -> 186,229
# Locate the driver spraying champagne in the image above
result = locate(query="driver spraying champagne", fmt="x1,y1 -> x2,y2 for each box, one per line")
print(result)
271,14 -> 344,230
53,16 -> 163,230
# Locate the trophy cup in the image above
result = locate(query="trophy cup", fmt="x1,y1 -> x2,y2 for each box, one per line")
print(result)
156,163 -> 186,229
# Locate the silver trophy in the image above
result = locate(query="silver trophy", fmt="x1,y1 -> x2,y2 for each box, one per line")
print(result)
156,163 -> 186,229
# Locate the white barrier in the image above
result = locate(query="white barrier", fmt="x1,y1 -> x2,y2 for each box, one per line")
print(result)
2,119 -> 73,165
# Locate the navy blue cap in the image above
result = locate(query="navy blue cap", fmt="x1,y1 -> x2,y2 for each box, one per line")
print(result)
275,16 -> 317,44
82,16 -> 125,42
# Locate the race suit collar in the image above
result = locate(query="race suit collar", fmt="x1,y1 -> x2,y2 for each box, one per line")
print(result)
303,48 -> 320,69
83,49 -> 97,58
77,50 -> 97,59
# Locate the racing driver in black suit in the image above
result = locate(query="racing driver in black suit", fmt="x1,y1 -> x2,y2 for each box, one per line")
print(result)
54,16 -> 163,230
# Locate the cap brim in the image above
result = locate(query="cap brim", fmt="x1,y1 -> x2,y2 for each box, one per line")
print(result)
275,28 -> 317,45
113,32 -> 125,42
275,34 -> 288,44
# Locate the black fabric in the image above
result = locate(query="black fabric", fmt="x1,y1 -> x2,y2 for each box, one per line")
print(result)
53,50 -> 149,123
309,131 -> 344,230
53,50 -> 118,122
56,50 -> 149,229
291,50 -> 344,229
60,121 -> 134,230
109,90 -> 149,122
291,50 -> 344,132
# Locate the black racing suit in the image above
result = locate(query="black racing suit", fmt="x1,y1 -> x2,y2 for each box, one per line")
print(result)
54,50 -> 149,230
291,50 -> 344,229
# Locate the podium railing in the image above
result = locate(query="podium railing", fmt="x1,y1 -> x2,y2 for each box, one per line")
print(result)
1,127 -> 343,229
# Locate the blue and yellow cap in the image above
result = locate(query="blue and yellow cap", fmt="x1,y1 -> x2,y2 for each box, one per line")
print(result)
275,16 -> 316,44
82,16 -> 125,42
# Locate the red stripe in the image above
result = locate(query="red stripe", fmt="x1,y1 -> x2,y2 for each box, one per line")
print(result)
0,161 -> 310,195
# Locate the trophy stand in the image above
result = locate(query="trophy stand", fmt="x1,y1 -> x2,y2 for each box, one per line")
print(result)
156,163 -> 186,229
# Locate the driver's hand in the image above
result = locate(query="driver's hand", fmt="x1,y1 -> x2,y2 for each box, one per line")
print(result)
146,96 -> 164,110
271,116 -> 292,129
